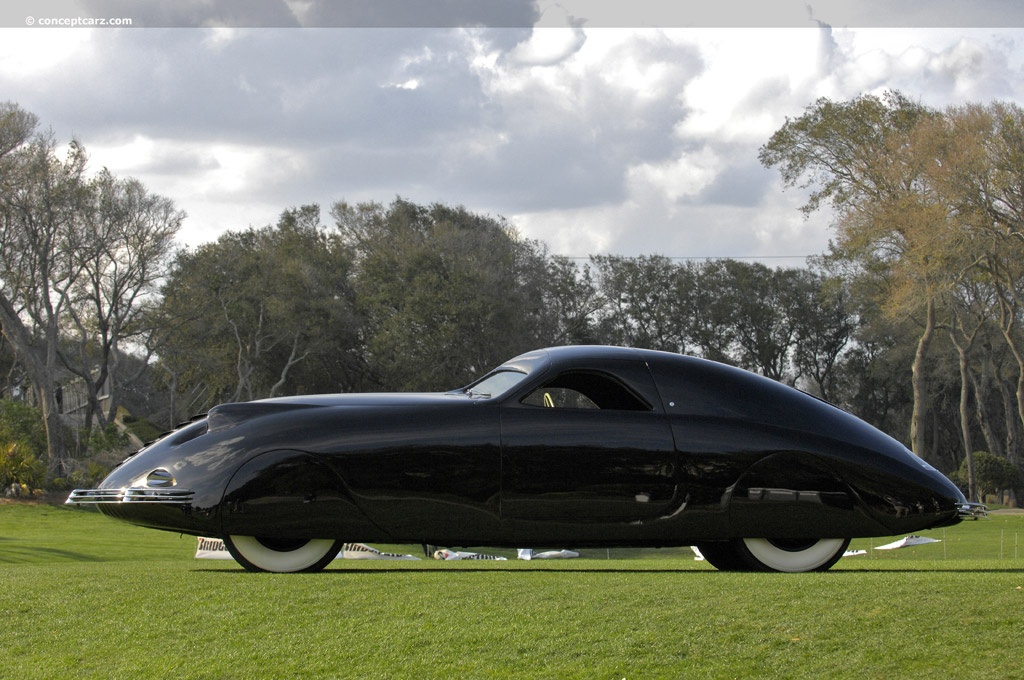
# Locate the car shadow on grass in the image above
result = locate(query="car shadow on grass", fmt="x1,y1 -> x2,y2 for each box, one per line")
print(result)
190,564 -> 1024,575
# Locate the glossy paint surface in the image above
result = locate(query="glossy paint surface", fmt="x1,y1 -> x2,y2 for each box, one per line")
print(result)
89,346 -> 968,547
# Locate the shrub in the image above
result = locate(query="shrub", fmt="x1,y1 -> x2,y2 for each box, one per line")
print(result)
0,400 -> 48,489
83,423 -> 130,456
120,416 -> 164,445
950,451 -> 1023,502
1,442 -> 47,490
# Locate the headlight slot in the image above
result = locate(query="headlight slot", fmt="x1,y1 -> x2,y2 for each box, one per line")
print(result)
146,469 -> 176,488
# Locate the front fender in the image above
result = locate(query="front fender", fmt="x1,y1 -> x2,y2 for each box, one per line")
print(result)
220,449 -> 381,541
82,418 -> 227,536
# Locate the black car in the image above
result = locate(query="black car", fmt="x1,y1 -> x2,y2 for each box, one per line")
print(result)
68,345 -> 982,572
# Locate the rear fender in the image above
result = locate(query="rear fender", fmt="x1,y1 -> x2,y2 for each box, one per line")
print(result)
726,452 -> 886,539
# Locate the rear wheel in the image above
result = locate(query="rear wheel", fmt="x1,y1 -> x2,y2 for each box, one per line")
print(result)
224,535 -> 343,573
737,537 -> 850,573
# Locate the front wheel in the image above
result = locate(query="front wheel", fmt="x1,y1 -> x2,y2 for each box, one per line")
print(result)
736,537 -> 850,573
224,536 -> 343,573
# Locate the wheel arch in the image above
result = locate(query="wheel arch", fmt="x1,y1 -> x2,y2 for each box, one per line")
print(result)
726,450 -> 884,539
219,449 -> 376,540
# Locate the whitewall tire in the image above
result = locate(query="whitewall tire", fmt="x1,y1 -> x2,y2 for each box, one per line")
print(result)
224,536 -> 343,573
738,537 -> 850,573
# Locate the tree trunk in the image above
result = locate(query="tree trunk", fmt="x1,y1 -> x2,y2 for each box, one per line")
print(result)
1003,328 -> 1024,472
994,289 -> 1024,471
969,360 -> 1003,458
35,382 -> 70,476
268,335 -> 308,398
954,343 -> 978,501
910,297 -> 936,458
998,376 -> 1020,467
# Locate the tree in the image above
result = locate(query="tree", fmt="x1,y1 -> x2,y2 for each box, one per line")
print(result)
944,274 -> 998,500
716,261 -> 814,382
676,260 -> 738,364
0,106 -> 90,468
333,198 -> 553,391
0,102 -> 37,159
592,255 -> 685,353
939,102 -> 1024,473
0,104 -> 183,474
950,451 -> 1022,503
791,270 -> 856,402
61,169 -> 183,431
539,256 -> 603,346
761,91 -> 959,461
158,205 -> 359,410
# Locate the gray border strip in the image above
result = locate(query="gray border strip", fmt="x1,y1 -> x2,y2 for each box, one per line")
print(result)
3,0 -> 1023,29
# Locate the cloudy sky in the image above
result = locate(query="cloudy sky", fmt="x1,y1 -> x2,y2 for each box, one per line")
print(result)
2,1 -> 1024,263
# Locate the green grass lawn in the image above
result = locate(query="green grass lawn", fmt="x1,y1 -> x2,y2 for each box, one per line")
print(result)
2,503 -> 1022,679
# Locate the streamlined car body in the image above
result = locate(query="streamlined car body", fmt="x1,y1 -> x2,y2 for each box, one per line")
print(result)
68,346 -> 981,572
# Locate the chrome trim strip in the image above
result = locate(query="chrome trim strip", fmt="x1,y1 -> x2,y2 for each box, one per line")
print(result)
957,502 -> 988,519
66,488 -> 195,504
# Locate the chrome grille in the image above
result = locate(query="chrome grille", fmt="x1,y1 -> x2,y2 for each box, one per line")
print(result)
66,488 -> 195,504
957,502 -> 988,519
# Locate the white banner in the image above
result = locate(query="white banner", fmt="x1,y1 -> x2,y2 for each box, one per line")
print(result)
432,548 -> 507,561
195,537 -> 420,560
874,535 -> 941,550
516,548 -> 579,560
195,536 -> 234,560
340,543 -> 419,560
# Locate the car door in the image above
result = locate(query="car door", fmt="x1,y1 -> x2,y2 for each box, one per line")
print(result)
499,360 -> 679,544
322,400 -> 504,546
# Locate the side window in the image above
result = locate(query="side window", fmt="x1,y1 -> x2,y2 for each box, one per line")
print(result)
521,371 -> 650,411
522,386 -> 600,409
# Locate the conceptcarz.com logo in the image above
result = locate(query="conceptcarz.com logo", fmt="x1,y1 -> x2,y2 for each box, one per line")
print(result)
25,15 -> 134,27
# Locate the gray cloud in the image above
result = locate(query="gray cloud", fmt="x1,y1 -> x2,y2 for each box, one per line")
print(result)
4,18 -> 1024,258
23,29 -> 493,145
28,26 -> 702,216
696,161 -> 773,208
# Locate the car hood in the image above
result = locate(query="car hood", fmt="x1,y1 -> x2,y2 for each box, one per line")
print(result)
253,392 -> 467,407
204,392 -> 471,432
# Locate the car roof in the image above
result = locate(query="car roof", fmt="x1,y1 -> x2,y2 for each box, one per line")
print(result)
498,345 -> 698,381
525,345 -> 682,367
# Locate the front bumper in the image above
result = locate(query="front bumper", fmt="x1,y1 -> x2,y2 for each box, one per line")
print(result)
66,488 -> 196,505
957,502 -> 988,519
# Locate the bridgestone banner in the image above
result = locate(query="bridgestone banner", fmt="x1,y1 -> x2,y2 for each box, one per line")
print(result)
195,536 -> 234,560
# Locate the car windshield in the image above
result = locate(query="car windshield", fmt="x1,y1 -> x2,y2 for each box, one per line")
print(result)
461,370 -> 528,399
